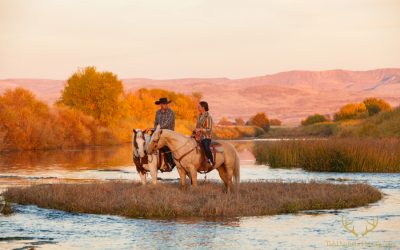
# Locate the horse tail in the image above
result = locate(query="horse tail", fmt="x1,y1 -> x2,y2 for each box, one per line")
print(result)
233,150 -> 240,192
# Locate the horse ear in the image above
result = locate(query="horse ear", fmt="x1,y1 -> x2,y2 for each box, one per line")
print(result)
132,129 -> 137,134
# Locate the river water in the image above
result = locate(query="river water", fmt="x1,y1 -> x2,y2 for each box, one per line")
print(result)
0,140 -> 399,249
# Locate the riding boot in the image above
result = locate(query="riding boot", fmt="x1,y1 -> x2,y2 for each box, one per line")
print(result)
165,152 -> 175,169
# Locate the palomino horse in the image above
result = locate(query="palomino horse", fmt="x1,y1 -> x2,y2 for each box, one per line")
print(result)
132,129 -> 161,185
146,125 -> 240,192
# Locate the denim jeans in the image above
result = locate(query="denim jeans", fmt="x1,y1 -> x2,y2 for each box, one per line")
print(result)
201,139 -> 213,163
161,146 -> 175,167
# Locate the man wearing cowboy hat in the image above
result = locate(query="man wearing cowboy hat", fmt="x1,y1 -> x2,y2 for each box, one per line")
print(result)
153,97 -> 175,170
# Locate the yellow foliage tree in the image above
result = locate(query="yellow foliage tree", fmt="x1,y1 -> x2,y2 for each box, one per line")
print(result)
363,98 -> 392,116
334,103 -> 368,121
59,66 -> 124,125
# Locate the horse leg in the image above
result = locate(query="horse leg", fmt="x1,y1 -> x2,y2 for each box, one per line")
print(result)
188,165 -> 198,187
150,165 -> 157,185
139,172 -> 147,185
177,167 -> 187,191
225,166 -> 234,193
217,166 -> 228,190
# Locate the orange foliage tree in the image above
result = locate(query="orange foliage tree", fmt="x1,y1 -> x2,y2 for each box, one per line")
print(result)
334,103 -> 368,121
0,88 -> 49,150
248,112 -> 270,132
123,88 -> 201,135
0,88 -> 118,151
59,66 -> 124,125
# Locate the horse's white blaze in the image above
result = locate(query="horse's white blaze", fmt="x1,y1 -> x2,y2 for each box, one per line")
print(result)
132,128 -> 160,185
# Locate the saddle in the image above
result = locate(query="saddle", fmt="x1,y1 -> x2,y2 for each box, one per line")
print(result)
192,131 -> 224,173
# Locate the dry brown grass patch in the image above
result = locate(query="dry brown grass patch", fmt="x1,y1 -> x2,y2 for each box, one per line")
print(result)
3,181 -> 381,219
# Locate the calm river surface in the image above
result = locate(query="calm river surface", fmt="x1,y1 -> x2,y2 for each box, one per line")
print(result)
0,140 -> 399,249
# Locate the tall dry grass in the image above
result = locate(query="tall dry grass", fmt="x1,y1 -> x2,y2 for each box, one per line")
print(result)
3,181 -> 381,218
254,138 -> 400,172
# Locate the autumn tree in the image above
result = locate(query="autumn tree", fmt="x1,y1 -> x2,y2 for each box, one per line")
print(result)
59,66 -> 124,125
363,98 -> 392,116
334,103 -> 368,121
235,117 -> 245,126
0,88 -> 49,150
248,112 -> 270,132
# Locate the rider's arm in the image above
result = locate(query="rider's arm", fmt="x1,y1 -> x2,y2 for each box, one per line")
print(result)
202,116 -> 213,133
153,111 -> 159,130
171,111 -> 175,130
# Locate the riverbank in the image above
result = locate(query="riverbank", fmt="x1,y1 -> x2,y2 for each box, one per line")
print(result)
3,181 -> 382,219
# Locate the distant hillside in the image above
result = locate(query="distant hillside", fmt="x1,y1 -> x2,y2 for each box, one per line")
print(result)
1,68 -> 400,124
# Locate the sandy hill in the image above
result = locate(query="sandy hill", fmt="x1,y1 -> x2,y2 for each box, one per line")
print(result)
1,68 -> 399,125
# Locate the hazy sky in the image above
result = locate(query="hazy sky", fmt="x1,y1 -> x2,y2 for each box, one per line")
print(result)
1,0 -> 399,79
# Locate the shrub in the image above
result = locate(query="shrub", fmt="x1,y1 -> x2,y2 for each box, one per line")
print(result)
301,114 -> 329,126
363,97 -> 392,116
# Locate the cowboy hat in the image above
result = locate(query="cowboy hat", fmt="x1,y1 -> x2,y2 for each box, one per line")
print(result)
155,97 -> 172,105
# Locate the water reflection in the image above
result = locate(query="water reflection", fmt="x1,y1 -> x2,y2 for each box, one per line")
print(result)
0,140 -> 399,249
0,145 -> 134,172
0,140 -> 259,173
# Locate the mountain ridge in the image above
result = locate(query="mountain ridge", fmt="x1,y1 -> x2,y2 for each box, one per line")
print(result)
1,68 -> 399,125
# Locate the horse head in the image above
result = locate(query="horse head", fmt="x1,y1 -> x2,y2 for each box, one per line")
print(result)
146,125 -> 165,154
132,129 -> 146,158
